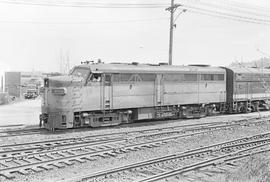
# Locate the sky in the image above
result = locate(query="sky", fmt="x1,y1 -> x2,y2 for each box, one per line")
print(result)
0,0 -> 270,73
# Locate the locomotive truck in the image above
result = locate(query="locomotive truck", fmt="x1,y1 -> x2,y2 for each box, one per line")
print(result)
39,62 -> 270,130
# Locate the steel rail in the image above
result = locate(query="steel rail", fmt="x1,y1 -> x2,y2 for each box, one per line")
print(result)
1,123 -> 268,179
0,117 -> 269,179
0,121 -> 226,147
61,132 -> 270,182
1,118 -> 267,158
0,120 -> 224,138
2,122 -> 268,161
0,115 -> 264,138
138,143 -> 270,182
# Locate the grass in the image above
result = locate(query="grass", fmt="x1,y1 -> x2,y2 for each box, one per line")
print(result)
225,154 -> 270,182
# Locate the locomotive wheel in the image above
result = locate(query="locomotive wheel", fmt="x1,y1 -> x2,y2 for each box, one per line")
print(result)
237,104 -> 246,113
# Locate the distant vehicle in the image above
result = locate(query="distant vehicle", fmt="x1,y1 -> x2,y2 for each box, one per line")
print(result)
40,62 -> 270,130
24,89 -> 38,99
0,92 -> 9,105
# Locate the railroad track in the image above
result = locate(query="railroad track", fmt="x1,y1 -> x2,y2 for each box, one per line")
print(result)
0,123 -> 215,138
64,132 -> 270,182
0,117 -> 267,158
0,117 -> 269,179
0,115 -> 264,138
0,121 -> 226,138
0,124 -> 24,128
0,121 -> 227,158
0,127 -> 46,138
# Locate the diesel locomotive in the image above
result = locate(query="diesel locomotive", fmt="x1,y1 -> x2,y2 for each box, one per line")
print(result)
39,62 -> 270,130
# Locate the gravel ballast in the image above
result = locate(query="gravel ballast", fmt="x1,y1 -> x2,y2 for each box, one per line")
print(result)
1,111 -> 270,182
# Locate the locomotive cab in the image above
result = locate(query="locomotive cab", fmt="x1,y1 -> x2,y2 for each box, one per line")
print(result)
40,67 -> 90,130
40,66 -> 132,130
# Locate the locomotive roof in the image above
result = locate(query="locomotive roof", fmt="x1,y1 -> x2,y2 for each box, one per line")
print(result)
228,67 -> 270,74
76,63 -> 225,74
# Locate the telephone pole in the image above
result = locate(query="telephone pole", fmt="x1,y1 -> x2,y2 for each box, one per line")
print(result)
166,1 -> 183,65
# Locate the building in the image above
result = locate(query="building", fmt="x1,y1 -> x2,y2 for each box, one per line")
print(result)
21,72 -> 43,96
0,75 -> 3,92
3,70 -> 63,99
4,72 -> 21,98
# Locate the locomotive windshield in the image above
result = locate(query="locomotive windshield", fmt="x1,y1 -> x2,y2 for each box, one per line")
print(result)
70,67 -> 90,80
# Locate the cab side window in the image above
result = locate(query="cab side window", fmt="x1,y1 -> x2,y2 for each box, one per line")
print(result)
105,74 -> 111,86
91,73 -> 101,82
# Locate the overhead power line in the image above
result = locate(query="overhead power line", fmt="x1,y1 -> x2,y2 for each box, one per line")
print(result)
183,4 -> 270,24
0,17 -> 169,24
178,0 -> 270,19
174,1 -> 270,26
1,0 -> 270,26
211,0 -> 270,14
0,0 -> 168,8
177,0 -> 270,15
188,9 -> 270,26
175,0 -> 270,26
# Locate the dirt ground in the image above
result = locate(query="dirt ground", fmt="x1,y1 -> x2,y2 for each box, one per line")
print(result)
0,98 -> 40,127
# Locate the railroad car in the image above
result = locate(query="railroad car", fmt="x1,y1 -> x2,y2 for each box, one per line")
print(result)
40,62 -> 227,130
224,67 -> 270,113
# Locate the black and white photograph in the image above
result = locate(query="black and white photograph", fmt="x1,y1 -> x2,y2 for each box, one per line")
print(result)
0,0 -> 270,181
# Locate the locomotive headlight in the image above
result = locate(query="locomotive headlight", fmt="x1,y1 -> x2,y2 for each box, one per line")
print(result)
51,88 -> 67,95
39,87 -> 45,94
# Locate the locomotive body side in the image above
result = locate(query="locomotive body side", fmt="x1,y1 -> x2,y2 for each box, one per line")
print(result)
225,67 -> 270,112
40,63 -> 227,130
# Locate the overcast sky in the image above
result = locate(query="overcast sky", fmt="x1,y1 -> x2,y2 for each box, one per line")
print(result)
0,0 -> 270,73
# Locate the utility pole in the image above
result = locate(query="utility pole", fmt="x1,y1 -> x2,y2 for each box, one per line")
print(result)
168,0 -> 175,65
166,1 -> 185,65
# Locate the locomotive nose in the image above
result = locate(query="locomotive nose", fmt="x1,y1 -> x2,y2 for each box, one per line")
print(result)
44,76 -> 70,87
44,75 -> 83,88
